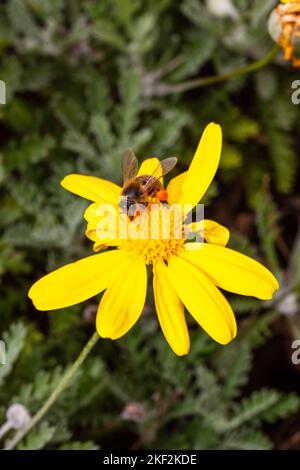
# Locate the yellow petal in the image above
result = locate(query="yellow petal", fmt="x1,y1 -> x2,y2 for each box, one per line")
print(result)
167,123 -> 222,207
85,221 -> 98,241
84,202 -> 125,226
167,255 -> 236,345
84,203 -> 101,224
84,203 -> 127,250
61,174 -> 121,204
187,219 -> 230,246
28,250 -> 127,311
95,240 -> 124,251
153,262 -> 190,356
84,205 -> 117,235
183,243 -> 279,300
96,257 -> 147,339
85,226 -> 122,251
138,157 -> 163,185
85,224 -> 121,251
167,172 -> 187,206
85,221 -> 122,247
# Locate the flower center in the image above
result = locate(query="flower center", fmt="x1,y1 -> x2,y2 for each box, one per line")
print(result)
121,238 -> 184,265
120,204 -> 185,264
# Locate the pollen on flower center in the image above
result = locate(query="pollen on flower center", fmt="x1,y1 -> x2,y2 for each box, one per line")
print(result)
121,238 -> 185,264
120,204 -> 185,264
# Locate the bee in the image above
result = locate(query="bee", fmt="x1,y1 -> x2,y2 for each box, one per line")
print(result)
120,149 -> 177,216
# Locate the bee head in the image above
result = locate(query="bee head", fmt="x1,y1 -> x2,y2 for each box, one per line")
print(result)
120,184 -> 140,212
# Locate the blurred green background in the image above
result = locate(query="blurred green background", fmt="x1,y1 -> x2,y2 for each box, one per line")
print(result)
1,0 -> 300,450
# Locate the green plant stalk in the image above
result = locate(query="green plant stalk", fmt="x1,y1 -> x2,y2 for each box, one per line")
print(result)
68,0 -> 79,24
5,331 -> 99,450
158,45 -> 280,95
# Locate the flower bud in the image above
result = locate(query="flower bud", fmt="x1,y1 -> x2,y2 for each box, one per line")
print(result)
278,293 -> 298,316
6,404 -> 31,430
206,0 -> 239,20
268,1 -> 300,67
268,9 -> 282,43
121,402 -> 147,423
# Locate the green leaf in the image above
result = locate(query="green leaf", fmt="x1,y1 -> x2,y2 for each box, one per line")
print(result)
90,113 -> 114,153
13,366 -> 64,409
227,389 -> 283,430
222,428 -> 273,450
91,19 -> 126,50
63,129 -> 97,161
115,71 -> 141,145
60,440 -> 100,450
243,311 -> 277,348
18,421 -> 56,450
261,393 -> 300,423
220,344 -> 252,400
0,57 -> 22,100
261,104 -> 297,194
7,0 -> 40,37
0,322 -> 27,386
220,144 -> 242,170
3,134 -> 55,171
256,188 -> 280,274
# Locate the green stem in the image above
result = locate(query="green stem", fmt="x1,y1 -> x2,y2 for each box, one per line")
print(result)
68,0 -> 79,25
5,331 -> 99,450
157,45 -> 280,95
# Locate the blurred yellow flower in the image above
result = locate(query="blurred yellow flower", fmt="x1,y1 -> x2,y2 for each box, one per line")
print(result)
29,123 -> 279,356
269,0 -> 300,67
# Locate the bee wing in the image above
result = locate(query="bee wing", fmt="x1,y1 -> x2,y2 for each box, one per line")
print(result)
122,149 -> 139,184
159,157 -> 178,178
141,157 -> 178,193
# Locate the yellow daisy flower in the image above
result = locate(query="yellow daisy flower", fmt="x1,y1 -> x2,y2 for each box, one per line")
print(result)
29,123 -> 279,356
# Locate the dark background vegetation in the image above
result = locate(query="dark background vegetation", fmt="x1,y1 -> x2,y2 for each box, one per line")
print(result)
0,0 -> 300,450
